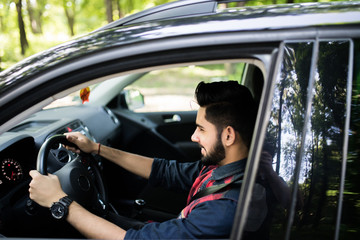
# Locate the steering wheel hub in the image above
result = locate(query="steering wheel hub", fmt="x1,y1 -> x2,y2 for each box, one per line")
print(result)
78,175 -> 91,191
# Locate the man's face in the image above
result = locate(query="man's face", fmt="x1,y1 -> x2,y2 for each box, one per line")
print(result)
191,107 -> 225,166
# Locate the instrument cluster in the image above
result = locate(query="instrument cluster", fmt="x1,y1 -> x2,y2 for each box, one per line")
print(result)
0,136 -> 35,196
0,158 -> 24,184
0,157 -> 28,196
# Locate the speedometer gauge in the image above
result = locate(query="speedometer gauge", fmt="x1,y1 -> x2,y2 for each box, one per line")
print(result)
1,158 -> 23,182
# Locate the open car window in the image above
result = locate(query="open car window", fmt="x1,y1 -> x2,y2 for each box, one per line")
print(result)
43,61 -> 262,113
125,63 -> 248,112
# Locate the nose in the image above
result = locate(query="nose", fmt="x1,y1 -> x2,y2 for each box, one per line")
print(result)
191,129 -> 199,143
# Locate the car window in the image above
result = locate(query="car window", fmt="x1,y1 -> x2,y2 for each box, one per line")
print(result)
260,40 -> 357,239
124,63 -> 247,112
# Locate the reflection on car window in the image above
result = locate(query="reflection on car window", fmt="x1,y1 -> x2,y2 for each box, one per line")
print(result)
261,40 -> 355,239
125,63 -> 246,112
43,84 -> 100,109
346,39 -> 360,239
260,41 -> 313,239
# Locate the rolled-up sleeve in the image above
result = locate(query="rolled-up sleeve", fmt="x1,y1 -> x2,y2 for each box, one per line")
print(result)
124,199 -> 237,239
148,158 -> 203,192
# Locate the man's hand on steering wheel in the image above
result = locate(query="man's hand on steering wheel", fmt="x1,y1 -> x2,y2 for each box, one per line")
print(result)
64,132 -> 98,155
29,170 -> 66,208
29,134 -> 108,215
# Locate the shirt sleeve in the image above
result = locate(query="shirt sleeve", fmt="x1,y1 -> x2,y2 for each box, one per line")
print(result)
124,199 -> 237,239
148,158 -> 203,192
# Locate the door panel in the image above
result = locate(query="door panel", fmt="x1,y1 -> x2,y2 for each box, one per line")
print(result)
145,111 -> 200,162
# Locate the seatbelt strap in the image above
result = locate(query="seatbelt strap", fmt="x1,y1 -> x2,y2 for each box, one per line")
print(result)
190,176 -> 243,202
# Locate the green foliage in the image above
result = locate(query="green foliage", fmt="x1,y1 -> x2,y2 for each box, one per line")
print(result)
0,0 -> 176,71
0,0 -> 342,72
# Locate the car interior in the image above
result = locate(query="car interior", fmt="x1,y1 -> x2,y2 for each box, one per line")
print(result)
0,60 -> 265,238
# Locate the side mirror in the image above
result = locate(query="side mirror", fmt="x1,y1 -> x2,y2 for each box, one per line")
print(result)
121,89 -> 144,111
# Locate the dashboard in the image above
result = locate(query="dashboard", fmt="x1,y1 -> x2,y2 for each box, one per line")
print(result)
0,105 -> 121,193
0,120 -> 96,198
0,105 -> 121,237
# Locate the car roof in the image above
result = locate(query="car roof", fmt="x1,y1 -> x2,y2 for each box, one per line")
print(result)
1,1 -> 360,98
96,0 -> 360,31
94,0 -> 219,31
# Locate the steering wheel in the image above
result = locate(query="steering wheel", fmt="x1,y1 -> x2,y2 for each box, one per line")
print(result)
36,134 -> 108,215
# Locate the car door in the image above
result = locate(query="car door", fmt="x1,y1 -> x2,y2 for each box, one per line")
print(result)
233,39 -> 360,239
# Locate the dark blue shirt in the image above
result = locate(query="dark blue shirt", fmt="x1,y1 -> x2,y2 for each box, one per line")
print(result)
125,158 -> 248,239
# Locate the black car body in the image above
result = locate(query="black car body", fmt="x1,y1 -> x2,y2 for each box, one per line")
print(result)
0,0 -> 360,239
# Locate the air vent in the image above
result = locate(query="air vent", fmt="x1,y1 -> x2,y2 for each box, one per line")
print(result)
57,149 -> 71,163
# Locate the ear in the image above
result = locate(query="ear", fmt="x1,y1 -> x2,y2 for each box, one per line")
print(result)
223,126 -> 236,146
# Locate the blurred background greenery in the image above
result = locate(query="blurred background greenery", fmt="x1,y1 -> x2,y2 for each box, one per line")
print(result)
0,0 -> 346,71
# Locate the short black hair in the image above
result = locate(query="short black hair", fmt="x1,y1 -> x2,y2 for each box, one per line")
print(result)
195,81 -> 257,148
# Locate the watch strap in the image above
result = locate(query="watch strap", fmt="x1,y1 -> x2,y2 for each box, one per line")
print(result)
59,196 -> 73,207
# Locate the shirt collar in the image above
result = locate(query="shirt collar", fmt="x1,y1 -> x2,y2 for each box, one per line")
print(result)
211,158 -> 247,180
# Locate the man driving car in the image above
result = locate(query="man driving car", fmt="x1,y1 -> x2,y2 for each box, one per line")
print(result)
29,81 -> 268,239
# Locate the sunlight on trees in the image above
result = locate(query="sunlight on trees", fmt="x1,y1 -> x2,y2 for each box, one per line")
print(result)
0,0 -> 340,71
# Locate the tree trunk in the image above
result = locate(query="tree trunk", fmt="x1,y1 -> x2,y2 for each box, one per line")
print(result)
65,10 -> 75,36
298,134 -> 317,227
115,0 -> 122,19
105,0 -> 113,23
127,0 -> 134,14
313,140 -> 328,228
15,0 -> 29,55
0,15 -> 4,32
276,85 -> 284,174
26,0 -> 43,34
63,0 -> 75,36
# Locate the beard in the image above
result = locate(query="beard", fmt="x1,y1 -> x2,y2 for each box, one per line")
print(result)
201,137 -> 225,166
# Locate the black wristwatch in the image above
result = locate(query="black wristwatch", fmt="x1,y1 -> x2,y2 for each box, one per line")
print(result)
50,196 -> 73,220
